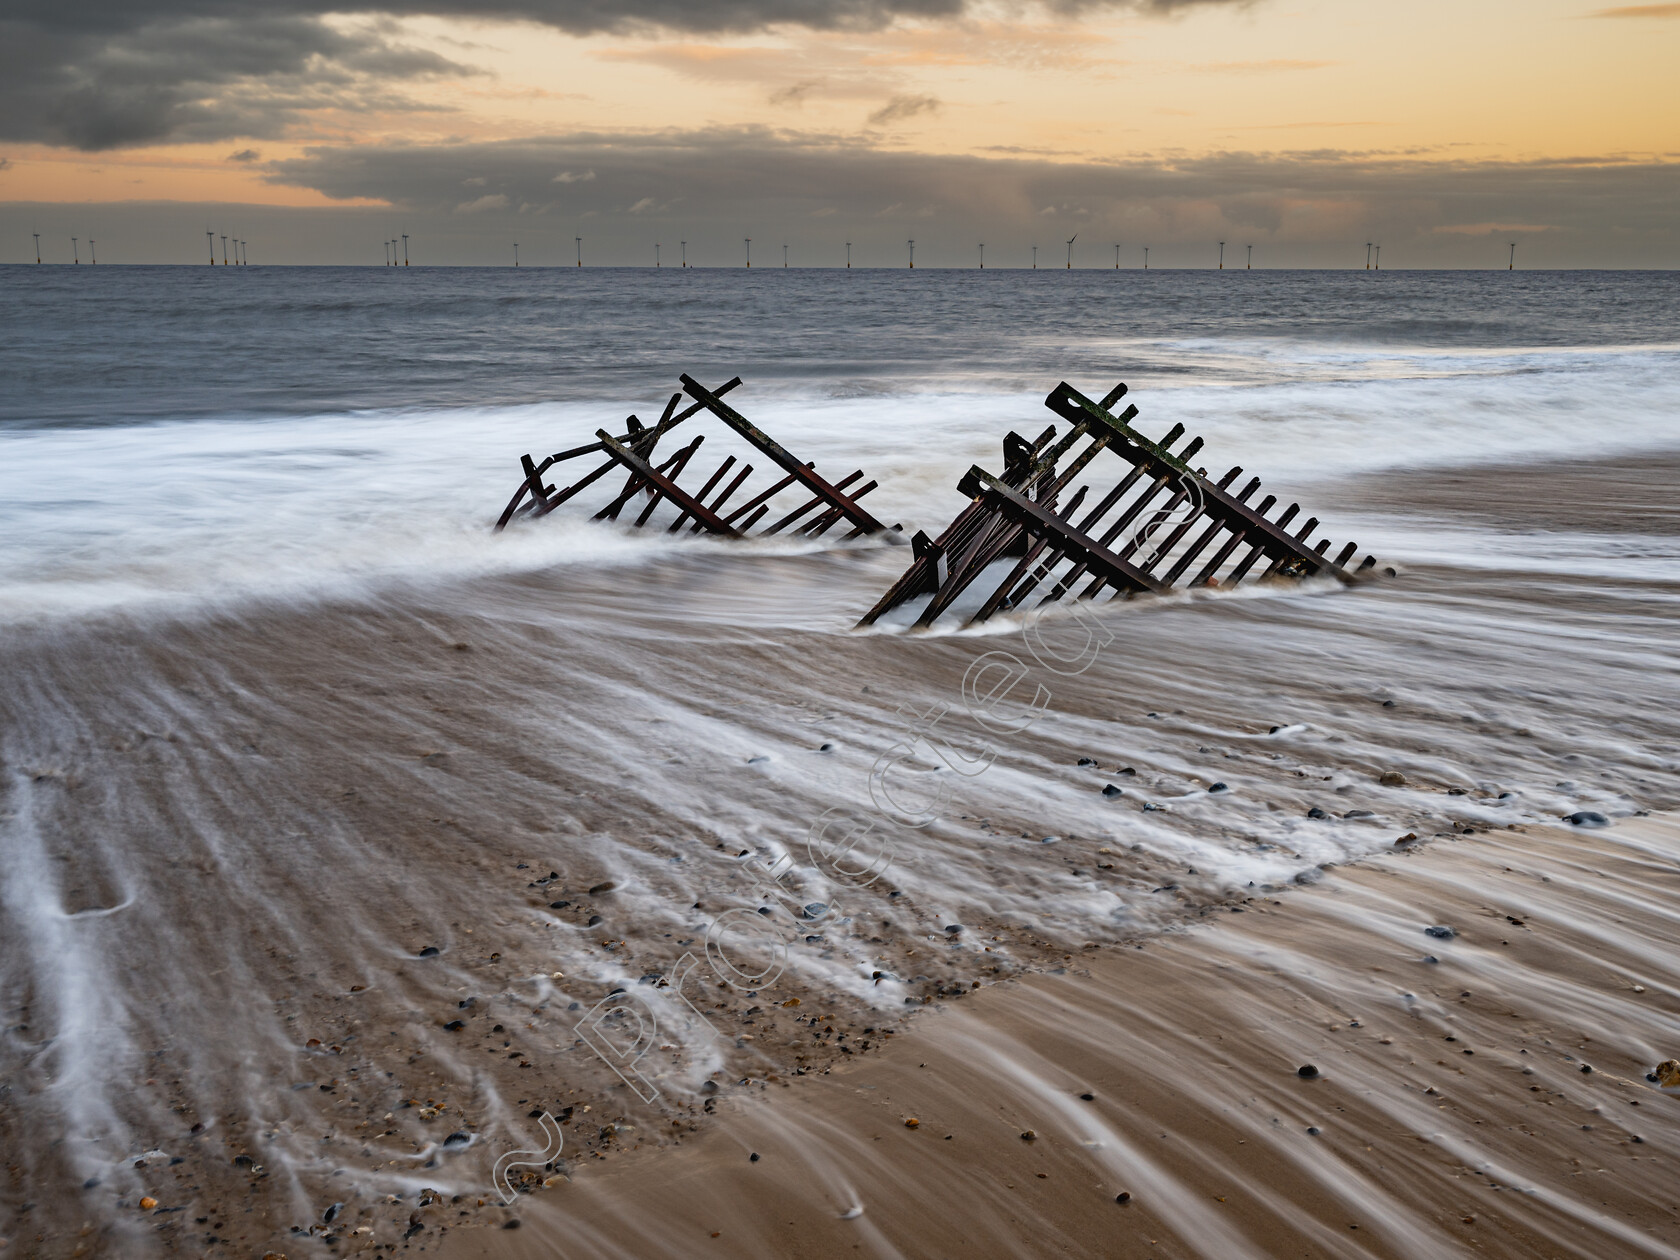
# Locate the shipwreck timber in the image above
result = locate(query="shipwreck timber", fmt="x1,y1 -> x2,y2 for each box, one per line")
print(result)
496,374 -> 898,541
859,379 -> 1383,629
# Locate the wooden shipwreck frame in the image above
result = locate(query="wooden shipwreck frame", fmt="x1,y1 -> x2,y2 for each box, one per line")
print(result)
858,379 -> 1381,629
496,374 -> 897,541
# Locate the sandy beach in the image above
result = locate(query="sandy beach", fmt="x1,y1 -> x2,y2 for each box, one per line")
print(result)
3,332 -> 1677,1258
438,813 -> 1680,1259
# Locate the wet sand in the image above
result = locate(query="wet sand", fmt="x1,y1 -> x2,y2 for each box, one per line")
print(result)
2,450 -> 1676,1257
441,814 -> 1680,1259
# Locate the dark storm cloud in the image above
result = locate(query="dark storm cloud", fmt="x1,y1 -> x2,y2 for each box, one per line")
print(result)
0,12 -> 473,150
2,0 -> 1244,150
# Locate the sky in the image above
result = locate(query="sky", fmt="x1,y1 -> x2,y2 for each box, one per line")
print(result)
2,0 -> 1676,266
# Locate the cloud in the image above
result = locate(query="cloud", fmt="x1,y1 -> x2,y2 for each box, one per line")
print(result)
769,80 -> 821,106
1194,59 -> 1335,73
226,147 -> 261,161
868,94 -> 940,126
0,12 -> 475,150
1,0 -> 1246,150
1591,4 -> 1680,14
259,125 -> 1680,267
455,192 -> 509,212
552,169 -> 595,182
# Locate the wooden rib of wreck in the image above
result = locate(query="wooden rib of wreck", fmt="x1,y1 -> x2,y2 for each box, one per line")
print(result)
859,379 -> 1386,629
496,373 -> 898,541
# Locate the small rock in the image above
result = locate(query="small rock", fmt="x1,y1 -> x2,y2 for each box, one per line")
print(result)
1020,1130 -> 1037,1141
587,915 -> 603,927
139,1197 -> 158,1210
589,881 -> 618,895
1306,1126 -> 1321,1136
1077,757 -> 1097,767
1422,955 -> 1440,965
549,900 -> 570,909
1381,700 -> 1397,708
944,924 -> 962,934
1102,784 -> 1123,798
1580,1064 -> 1593,1074
1344,809 -> 1374,819
1379,770 -> 1406,787
1115,1192 -> 1131,1204
444,1020 -> 465,1031
1297,1064 -> 1319,1079
1307,807 -> 1328,819
905,1118 -> 919,1128
444,1132 -> 470,1147
1080,1093 -> 1094,1101
749,1152 -> 760,1162
1424,925 -> 1455,940
417,947 -> 439,958
1567,811 -> 1609,828
1208,782 -> 1228,793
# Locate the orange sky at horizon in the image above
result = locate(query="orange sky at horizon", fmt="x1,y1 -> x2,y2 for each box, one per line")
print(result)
2,0 -> 1675,208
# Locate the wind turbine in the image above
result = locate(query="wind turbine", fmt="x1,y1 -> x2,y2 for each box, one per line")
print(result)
576,236 -> 583,267
907,239 -> 915,269
1143,246 -> 1149,270
845,241 -> 851,268
402,234 -> 409,266
1066,234 -> 1076,269
89,239 -> 96,264
1218,241 -> 1224,270
1374,245 -> 1381,270
71,237 -> 78,264
1114,243 -> 1120,269
207,229 -> 215,265
655,242 -> 661,267
681,240 -> 687,268
1365,242 -> 1372,270
979,243 -> 985,269
33,232 -> 40,263
513,242 -> 519,267
1508,242 -> 1516,270
1032,245 -> 1037,269
383,240 -> 390,266
1246,244 -> 1252,270
783,243 -> 789,268
221,234 -> 228,265
744,237 -> 751,267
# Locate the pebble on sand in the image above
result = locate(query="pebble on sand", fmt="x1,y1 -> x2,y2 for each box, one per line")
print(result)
905,1118 -> 919,1128
1567,811 -> 1609,828
1115,1192 -> 1131,1204
138,1197 -> 157,1210
1102,784 -> 1124,798
1297,1065 -> 1320,1079
1379,770 -> 1407,787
